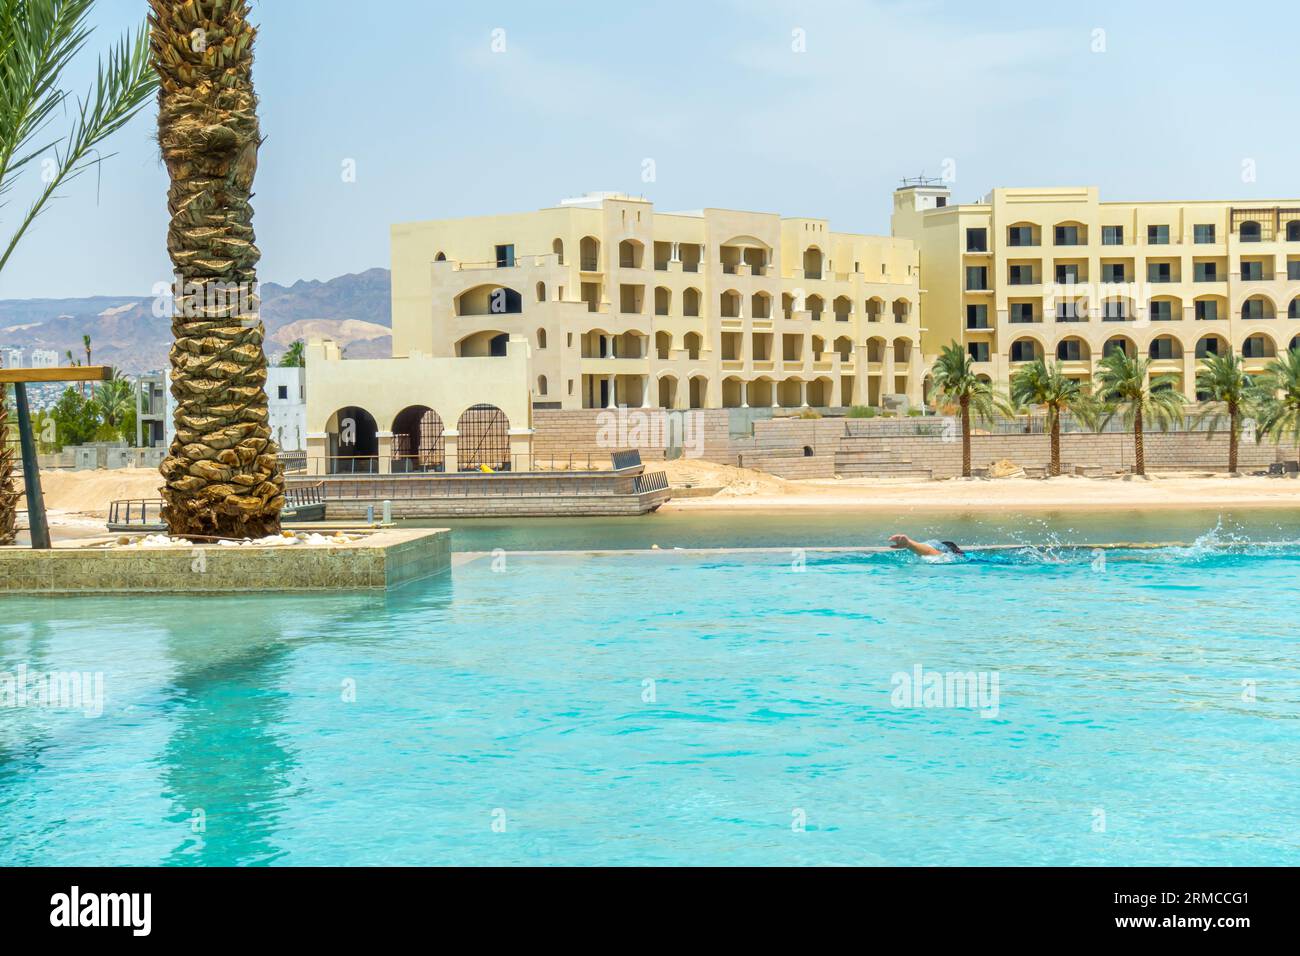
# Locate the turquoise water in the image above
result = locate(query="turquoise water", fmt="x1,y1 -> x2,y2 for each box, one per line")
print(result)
1,534 -> 1298,865
422,508 -> 1300,552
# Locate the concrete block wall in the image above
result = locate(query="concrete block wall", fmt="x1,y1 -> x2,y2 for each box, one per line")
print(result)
847,432 -> 1282,479
531,408 -> 1287,479
532,409 -> 732,463
743,454 -> 836,479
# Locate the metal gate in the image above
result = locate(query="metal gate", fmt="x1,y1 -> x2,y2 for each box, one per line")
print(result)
457,404 -> 510,471
392,407 -> 445,472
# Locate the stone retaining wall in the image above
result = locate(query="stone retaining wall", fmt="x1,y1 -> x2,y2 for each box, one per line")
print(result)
532,408 -> 732,463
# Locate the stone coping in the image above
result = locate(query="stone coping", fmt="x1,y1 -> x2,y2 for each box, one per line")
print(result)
455,540 -> 1295,559
0,528 -> 450,595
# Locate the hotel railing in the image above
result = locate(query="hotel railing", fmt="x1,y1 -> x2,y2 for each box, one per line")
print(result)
303,452 -> 639,476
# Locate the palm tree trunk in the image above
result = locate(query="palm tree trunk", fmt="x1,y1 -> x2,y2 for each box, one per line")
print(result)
151,1 -> 284,538
0,380 -> 17,546
1049,411 -> 1061,477
1228,402 -> 1238,474
1133,406 -> 1145,476
960,395 -> 971,477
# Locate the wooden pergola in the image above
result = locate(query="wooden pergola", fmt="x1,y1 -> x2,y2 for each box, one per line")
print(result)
1,365 -> 115,549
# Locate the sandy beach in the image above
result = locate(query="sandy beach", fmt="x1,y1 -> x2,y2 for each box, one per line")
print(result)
13,463 -> 1300,543
659,459 -> 1300,512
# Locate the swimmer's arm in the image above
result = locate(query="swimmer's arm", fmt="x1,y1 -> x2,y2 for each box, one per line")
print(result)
888,534 -> 942,557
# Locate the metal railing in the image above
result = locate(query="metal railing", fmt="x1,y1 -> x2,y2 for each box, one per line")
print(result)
633,471 -> 669,494
285,483 -> 324,508
305,452 -> 623,476
106,498 -> 163,527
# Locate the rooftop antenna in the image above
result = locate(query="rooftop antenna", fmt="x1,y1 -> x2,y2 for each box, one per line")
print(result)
899,173 -> 945,188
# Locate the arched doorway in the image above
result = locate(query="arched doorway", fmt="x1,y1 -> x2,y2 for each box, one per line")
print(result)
391,406 -> 445,473
457,404 -> 511,471
328,406 -> 378,474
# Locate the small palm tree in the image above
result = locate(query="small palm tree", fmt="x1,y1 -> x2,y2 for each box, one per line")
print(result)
1192,351 -> 1257,474
1009,359 -> 1093,477
928,342 -> 1009,477
1253,347 -> 1300,465
93,374 -> 134,431
1093,349 -> 1187,476
279,339 -> 305,368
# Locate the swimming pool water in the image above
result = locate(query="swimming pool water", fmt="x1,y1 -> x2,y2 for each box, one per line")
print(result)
1,536 -> 1297,865
424,507 -> 1300,552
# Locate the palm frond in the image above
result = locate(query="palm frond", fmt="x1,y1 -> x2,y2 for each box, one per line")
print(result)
0,1 -> 158,276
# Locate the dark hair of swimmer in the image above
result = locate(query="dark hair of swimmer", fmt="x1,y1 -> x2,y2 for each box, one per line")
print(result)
940,541 -> 966,556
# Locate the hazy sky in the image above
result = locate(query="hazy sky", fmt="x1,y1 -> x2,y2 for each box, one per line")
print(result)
2,0 -> 1296,299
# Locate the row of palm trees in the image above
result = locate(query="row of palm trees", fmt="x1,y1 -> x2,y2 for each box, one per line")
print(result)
929,342 -> 1300,477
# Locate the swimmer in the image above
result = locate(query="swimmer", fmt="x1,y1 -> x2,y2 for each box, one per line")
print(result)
888,534 -> 965,558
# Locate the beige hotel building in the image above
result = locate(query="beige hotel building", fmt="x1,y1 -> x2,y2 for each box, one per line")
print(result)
891,184 -> 1300,398
390,192 -> 925,411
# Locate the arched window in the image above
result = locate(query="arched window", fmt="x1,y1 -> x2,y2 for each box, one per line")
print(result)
655,331 -> 672,360
536,281 -> 546,302
1240,220 -> 1262,242
720,290 -> 741,318
552,237 -> 564,264
1242,334 -> 1272,359
684,332 -> 702,361
655,287 -> 671,316
456,284 -> 522,316
1103,337 -> 1133,358
683,287 -> 701,317
803,247 -> 823,279
1195,335 -> 1225,358
434,251 -> 446,262
536,328 -> 547,349
618,239 -> 644,269
537,375 -> 548,396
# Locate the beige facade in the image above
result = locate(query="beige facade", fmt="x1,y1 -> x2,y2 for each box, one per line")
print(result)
893,185 -> 1300,398
303,338 -> 533,474
390,192 -> 925,411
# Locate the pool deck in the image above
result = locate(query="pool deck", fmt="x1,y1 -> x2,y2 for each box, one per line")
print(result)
0,526 -> 450,595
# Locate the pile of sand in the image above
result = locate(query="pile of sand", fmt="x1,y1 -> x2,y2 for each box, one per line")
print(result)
660,458 -> 789,497
25,468 -> 163,516
987,459 -> 1025,479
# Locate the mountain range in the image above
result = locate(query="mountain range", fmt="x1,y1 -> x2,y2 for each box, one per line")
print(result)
0,267 -> 393,374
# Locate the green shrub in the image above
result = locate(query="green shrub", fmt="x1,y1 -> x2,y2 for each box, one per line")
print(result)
846,405 -> 876,418
906,408 -> 923,417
